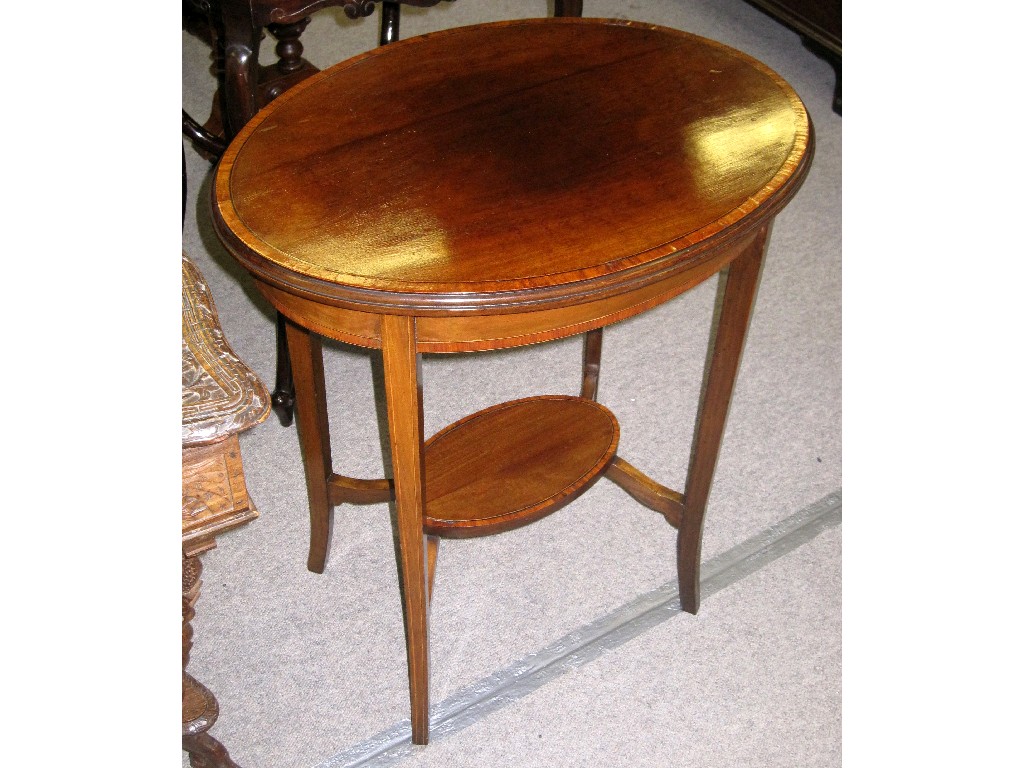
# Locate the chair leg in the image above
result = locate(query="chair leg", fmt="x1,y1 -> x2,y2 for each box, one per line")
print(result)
272,314 -> 296,427
182,109 -> 227,160
219,3 -> 262,139
554,0 -> 583,17
380,1 -> 401,45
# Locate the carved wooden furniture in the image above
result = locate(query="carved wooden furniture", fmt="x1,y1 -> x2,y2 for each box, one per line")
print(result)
182,253 -> 270,767
212,18 -> 813,744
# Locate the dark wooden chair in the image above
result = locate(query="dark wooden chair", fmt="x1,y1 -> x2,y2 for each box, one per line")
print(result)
184,0 -> 587,426
184,1 -> 459,154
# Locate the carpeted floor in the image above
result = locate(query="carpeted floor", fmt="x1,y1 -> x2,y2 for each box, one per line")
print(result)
181,1 -> 841,766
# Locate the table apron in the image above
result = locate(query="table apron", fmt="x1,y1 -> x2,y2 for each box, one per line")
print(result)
254,234 -> 753,353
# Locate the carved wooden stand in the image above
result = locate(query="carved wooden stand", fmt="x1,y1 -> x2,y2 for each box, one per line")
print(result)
183,551 -> 240,768
182,254 -> 270,767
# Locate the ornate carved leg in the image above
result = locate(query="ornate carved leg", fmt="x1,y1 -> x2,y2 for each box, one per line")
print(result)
183,551 -> 242,768
268,18 -> 310,76
284,318 -> 336,573
678,225 -> 771,615
379,1 -> 401,45
182,0 -> 228,161
580,328 -> 603,400
265,17 -> 314,102
381,315 -> 431,745
554,0 -> 583,17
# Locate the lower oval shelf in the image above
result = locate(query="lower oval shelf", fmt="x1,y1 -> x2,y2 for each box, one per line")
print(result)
423,395 -> 619,538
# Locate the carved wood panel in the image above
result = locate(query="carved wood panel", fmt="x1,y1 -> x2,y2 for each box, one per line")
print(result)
183,253 -> 270,446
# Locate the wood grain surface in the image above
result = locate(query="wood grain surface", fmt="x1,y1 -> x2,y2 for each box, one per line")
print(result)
423,396 -> 619,536
214,18 -> 811,314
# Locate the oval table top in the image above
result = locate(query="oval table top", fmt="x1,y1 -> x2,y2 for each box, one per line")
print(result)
213,18 -> 813,315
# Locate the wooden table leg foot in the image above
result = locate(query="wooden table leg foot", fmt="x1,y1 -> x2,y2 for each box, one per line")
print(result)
677,539 -> 701,615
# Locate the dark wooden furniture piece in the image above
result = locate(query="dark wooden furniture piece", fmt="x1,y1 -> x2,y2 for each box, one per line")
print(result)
183,1 -> 456,160
743,0 -> 841,113
182,253 -> 270,767
212,18 -> 813,744
210,1 -> 455,142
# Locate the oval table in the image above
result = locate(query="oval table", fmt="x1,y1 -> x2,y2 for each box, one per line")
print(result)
213,17 -> 813,746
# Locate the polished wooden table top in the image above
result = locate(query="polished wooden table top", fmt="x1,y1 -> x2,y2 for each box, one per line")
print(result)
214,18 -> 811,316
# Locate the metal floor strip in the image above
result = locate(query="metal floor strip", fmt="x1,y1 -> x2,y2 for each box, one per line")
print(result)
316,490 -> 842,768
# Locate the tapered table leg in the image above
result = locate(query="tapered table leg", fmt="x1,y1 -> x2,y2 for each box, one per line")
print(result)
678,225 -> 771,614
380,315 -> 431,745
284,318 -> 335,574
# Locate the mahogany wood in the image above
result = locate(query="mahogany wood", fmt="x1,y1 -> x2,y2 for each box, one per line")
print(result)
677,224 -> 771,614
212,19 -> 812,745
327,474 -> 393,505
426,534 -> 439,602
604,456 -> 684,528
422,396 -> 619,537
581,328 -> 603,400
283,317 -> 336,573
380,314 -> 431,745
215,24 -> 810,311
